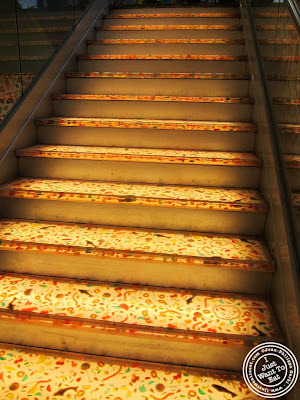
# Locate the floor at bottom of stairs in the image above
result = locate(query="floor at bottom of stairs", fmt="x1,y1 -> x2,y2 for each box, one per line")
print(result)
0,343 -> 262,400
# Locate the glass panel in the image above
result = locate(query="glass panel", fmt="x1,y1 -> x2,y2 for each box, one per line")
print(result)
0,0 -> 22,124
0,0 -> 97,127
251,0 -> 300,245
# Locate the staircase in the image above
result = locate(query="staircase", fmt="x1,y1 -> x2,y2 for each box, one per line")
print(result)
0,4 -> 290,399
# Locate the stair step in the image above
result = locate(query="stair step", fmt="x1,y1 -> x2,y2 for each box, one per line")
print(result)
77,56 -> 248,73
87,38 -> 245,44
1,40 -> 61,46
0,219 -> 273,294
16,144 -> 261,165
78,54 -> 247,61
0,343 -> 266,397
52,92 -> 252,121
36,117 -> 256,151
293,193 -> 300,213
52,93 -> 253,103
96,24 -> 243,31
0,178 -> 267,234
66,72 -> 249,97
36,116 -> 256,131
105,12 -> 240,18
0,272 -> 281,369
0,56 -> 49,62
16,145 -> 261,187
285,154 -> 300,169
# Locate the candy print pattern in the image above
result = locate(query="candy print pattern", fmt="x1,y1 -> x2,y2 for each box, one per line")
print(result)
96,24 -> 243,31
0,74 -> 35,122
16,145 -> 262,166
36,116 -> 256,132
0,344 -> 264,400
273,98 -> 300,105
0,177 -> 268,213
256,24 -> 296,31
78,54 -> 247,61
0,273 -> 280,338
0,219 -> 273,271
52,93 -> 253,104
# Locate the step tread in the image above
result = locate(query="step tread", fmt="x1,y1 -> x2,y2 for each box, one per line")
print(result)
16,145 -> 262,166
292,193 -> 300,212
87,38 -> 245,44
36,117 -> 257,131
256,24 -> 296,31
285,154 -> 300,168
273,98 -> 300,105
96,24 -> 243,31
0,177 -> 268,213
279,123 -> 300,134
0,219 -> 273,272
78,54 -> 247,61
0,343 -> 263,400
105,12 -> 240,18
52,93 -> 253,104
65,72 -> 250,80
0,272 -> 280,341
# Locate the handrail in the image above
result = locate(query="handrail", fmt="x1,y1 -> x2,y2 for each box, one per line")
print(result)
242,0 -> 300,298
286,0 -> 300,32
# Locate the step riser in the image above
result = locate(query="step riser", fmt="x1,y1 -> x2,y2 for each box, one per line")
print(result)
87,43 -> 245,55
53,99 -> 252,122
0,197 -> 265,235
78,59 -> 249,73
19,158 -> 260,188
288,169 -> 300,190
96,30 -> 243,39
269,81 -> 300,98
257,31 -> 298,39
273,105 -> 300,124
0,317 -> 256,371
0,60 -> 48,74
38,126 -> 255,151
263,61 -> 300,75
281,134 -> 300,154
102,18 -> 242,25
0,45 -> 56,57
260,44 -> 300,56
67,78 -> 250,97
0,250 -> 271,295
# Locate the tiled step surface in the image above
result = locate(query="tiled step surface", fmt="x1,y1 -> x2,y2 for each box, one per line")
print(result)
0,178 -> 267,234
0,272 -> 281,369
0,272 -> 280,338
96,24 -> 243,31
0,344 -> 263,400
0,177 -> 266,213
0,218 -> 272,271
36,116 -> 256,131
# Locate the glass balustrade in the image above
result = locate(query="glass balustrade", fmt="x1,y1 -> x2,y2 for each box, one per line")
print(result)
0,0 -> 94,126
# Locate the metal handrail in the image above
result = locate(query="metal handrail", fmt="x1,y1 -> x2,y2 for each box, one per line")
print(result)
286,0 -> 300,32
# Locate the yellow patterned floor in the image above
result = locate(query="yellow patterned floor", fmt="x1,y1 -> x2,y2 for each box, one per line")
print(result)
0,219 -> 273,271
0,273 -> 280,338
0,344 -> 264,400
